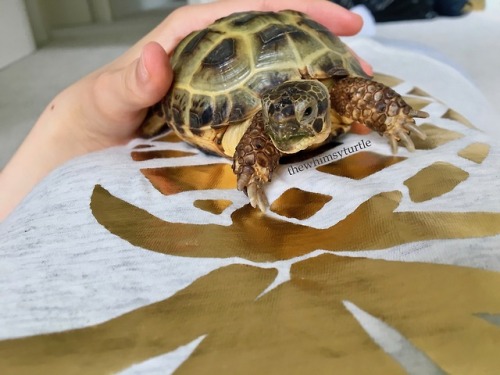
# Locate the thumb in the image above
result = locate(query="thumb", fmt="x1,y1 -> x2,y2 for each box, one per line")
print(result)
93,42 -> 172,130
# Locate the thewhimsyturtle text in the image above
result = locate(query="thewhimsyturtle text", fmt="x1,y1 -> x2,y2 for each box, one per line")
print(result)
287,139 -> 372,175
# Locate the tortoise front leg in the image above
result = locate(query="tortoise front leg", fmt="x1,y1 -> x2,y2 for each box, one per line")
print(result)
232,111 -> 281,212
330,77 -> 428,153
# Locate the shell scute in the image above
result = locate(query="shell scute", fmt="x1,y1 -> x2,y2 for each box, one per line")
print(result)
227,89 -> 260,123
165,88 -> 190,129
257,23 -> 299,44
246,69 -> 300,94
180,28 -> 211,57
212,94 -> 230,125
310,52 -> 350,78
253,34 -> 296,70
297,16 -> 332,35
193,37 -> 251,92
228,11 -> 282,29
201,37 -> 237,67
189,93 -> 214,129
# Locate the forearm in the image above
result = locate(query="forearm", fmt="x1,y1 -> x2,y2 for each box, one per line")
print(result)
0,92 -> 90,221
0,43 -> 171,222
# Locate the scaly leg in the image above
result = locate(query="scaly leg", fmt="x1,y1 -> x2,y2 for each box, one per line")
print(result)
330,77 -> 428,153
232,112 -> 281,212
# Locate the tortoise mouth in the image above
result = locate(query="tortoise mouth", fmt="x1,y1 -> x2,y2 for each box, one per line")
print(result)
269,133 -> 317,154
268,125 -> 332,154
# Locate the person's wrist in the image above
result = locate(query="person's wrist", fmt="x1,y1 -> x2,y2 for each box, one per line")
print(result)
40,87 -> 96,159
48,76 -> 126,156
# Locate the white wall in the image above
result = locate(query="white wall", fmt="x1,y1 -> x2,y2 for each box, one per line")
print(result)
24,0 -> 93,47
40,0 -> 93,28
25,0 -> 113,46
24,0 -> 95,47
110,0 -> 180,19
88,0 -> 113,23
0,1 -> 36,69
1,0 -> 184,69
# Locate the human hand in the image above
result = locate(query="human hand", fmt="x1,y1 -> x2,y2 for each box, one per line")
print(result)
0,0 -> 369,220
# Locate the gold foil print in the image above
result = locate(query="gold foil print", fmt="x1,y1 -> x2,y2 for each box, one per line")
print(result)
141,163 -> 236,196
291,254 -> 500,375
91,186 -> 500,263
411,124 -> 463,150
133,144 -> 153,149
373,73 -> 404,88
404,162 -> 469,203
466,0 -> 486,11
132,149 -> 196,161
270,188 -> 332,220
401,96 -> 432,112
0,265 -> 278,375
3,255 -> 500,374
317,151 -> 406,180
154,131 -> 183,143
194,199 -> 232,215
441,109 -> 475,128
458,143 -> 491,164
407,87 -> 432,98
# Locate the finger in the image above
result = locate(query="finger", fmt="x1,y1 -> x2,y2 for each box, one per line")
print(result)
94,42 -> 171,127
151,0 -> 363,55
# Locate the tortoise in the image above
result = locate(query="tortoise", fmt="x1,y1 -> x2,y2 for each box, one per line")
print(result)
142,10 -> 428,211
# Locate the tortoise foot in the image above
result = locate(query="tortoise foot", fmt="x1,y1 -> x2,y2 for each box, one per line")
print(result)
384,109 -> 428,154
331,77 -> 429,154
232,113 -> 281,212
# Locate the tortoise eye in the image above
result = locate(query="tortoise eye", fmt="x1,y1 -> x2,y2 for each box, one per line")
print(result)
300,103 -> 317,123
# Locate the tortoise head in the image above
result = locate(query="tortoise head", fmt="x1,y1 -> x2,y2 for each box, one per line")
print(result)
261,80 -> 331,154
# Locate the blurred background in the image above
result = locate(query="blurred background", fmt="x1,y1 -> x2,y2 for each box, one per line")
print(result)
0,0 -> 498,169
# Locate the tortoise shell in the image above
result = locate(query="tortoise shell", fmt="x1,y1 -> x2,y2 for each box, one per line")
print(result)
161,10 -> 368,157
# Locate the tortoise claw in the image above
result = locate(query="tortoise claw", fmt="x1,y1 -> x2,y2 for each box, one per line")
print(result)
409,109 -> 430,119
388,135 -> 398,155
404,121 -> 427,140
237,169 -> 251,191
247,182 -> 269,212
386,112 -> 428,154
386,121 -> 426,154
398,130 -> 415,152
387,126 -> 418,154
235,164 -> 272,212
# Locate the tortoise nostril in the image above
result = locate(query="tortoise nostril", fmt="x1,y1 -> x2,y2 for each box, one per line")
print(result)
267,104 -> 275,116
289,122 -> 299,133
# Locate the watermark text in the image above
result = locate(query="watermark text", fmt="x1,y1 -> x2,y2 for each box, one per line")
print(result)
287,139 -> 372,175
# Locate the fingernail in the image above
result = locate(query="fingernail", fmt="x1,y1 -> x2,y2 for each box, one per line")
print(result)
137,49 -> 149,83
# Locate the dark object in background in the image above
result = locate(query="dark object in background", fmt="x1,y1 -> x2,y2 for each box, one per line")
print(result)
434,0 -> 474,15
331,0 -> 476,22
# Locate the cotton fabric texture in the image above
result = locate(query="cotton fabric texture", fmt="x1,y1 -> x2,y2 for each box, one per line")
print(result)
1,38 -> 499,374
